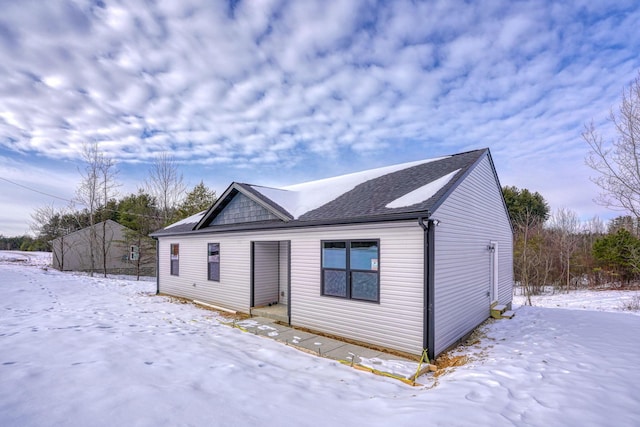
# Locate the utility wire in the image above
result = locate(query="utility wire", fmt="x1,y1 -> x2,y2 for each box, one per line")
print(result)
0,175 -> 164,220
0,175 -> 72,202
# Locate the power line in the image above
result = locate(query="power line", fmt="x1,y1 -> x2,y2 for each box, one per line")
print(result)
0,175 -> 166,221
0,175 -> 72,202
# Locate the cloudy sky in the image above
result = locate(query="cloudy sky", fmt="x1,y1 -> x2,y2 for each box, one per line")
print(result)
1,0 -> 639,236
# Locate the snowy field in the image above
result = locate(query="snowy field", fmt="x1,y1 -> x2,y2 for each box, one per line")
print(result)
1,251 -> 639,427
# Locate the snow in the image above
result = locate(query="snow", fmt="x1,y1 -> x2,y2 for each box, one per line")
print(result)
385,168 -> 460,208
2,251 -> 640,426
253,156 -> 449,218
514,287 -> 640,315
164,210 -> 206,228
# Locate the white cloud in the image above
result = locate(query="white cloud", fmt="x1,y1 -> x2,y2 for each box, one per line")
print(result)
0,0 -> 637,235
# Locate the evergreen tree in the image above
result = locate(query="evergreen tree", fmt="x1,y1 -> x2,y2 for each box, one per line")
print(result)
117,190 -> 160,280
176,181 -> 217,219
593,229 -> 640,284
502,186 -> 550,227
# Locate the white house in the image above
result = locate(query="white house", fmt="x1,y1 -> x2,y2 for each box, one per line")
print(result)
151,148 -> 513,360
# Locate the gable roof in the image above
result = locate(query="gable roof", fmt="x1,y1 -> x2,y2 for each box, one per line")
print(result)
152,148 -> 490,236
50,219 -> 126,240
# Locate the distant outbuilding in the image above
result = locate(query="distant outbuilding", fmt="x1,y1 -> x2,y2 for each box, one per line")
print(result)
51,219 -> 155,277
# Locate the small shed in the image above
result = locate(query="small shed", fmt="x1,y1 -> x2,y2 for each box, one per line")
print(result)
151,148 -> 513,359
51,219 -> 155,276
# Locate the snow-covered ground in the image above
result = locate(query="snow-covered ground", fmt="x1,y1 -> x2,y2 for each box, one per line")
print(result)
1,251 -> 639,427
514,287 -> 640,314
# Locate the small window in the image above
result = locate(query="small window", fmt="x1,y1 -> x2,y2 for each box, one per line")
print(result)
208,243 -> 220,281
321,240 -> 379,302
170,243 -> 179,276
129,245 -> 140,261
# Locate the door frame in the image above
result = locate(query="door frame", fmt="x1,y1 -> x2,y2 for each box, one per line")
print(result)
250,240 -> 291,325
489,241 -> 499,302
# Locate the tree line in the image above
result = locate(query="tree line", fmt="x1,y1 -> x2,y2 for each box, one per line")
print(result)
507,70 -> 640,302
505,186 -> 640,303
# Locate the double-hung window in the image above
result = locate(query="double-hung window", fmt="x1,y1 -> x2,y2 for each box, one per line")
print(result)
321,240 -> 379,302
208,243 -> 220,281
170,244 -> 179,276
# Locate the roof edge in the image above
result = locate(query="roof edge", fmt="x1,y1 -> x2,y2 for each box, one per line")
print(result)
151,210 -> 431,238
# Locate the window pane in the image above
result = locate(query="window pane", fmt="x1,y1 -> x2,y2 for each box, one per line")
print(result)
208,243 -> 219,256
208,243 -> 220,281
350,241 -> 378,271
170,244 -> 179,276
323,242 -> 346,269
208,243 -> 220,262
351,271 -> 379,301
209,262 -> 220,281
323,270 -> 347,297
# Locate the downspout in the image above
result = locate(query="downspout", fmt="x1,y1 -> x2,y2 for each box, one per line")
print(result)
418,216 -> 436,362
287,241 -> 292,326
154,238 -> 159,295
250,242 -> 255,309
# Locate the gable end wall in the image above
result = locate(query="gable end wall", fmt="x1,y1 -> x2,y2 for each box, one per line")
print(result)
431,154 -> 513,356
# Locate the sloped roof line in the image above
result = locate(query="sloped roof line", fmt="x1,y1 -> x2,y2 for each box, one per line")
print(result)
50,219 -> 128,243
155,148 -> 490,236
164,211 -> 206,230
250,155 -> 452,219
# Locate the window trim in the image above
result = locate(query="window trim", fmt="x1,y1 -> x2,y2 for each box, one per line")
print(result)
170,243 -> 179,276
320,239 -> 380,303
207,242 -> 220,282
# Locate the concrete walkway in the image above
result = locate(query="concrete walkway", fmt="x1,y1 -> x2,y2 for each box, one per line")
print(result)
231,316 -> 417,367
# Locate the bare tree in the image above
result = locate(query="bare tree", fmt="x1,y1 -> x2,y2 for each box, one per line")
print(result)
584,216 -> 607,235
145,152 -> 186,225
98,156 -> 119,277
76,143 -> 101,276
75,142 -> 118,277
547,208 -> 581,292
30,203 -> 75,270
584,71 -> 640,217
514,208 -> 552,305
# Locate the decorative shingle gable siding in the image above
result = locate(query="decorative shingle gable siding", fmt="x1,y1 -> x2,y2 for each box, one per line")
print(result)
211,193 -> 280,225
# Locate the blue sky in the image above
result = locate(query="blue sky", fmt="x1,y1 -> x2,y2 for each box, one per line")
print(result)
1,0 -> 640,236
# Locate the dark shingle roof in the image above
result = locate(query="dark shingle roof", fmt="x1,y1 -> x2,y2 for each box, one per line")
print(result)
299,149 -> 484,220
151,148 -> 489,236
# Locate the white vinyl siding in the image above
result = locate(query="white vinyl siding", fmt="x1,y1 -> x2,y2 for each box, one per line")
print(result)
157,221 -> 424,355
158,236 -> 252,312
431,154 -> 513,356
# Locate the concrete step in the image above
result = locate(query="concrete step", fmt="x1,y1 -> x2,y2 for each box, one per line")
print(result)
250,305 -> 288,323
501,310 -> 516,319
